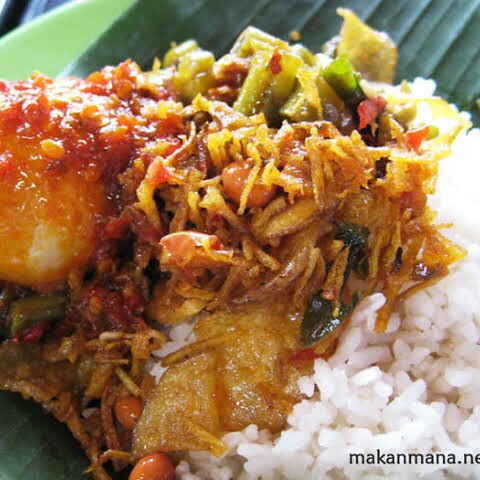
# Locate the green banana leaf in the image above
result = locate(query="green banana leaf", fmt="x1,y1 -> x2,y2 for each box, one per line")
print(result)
1,1 -> 479,479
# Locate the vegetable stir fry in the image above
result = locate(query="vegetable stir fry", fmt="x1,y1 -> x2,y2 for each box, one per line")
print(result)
0,9 -> 469,479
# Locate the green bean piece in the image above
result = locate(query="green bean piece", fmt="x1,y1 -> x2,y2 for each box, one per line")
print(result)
280,83 -> 318,122
264,51 -> 303,122
173,49 -> 215,101
280,52 -> 332,123
163,40 -> 199,67
7,294 -> 66,336
233,50 -> 273,116
231,26 -> 288,58
280,67 -> 323,122
234,49 -> 302,123
322,54 -> 365,112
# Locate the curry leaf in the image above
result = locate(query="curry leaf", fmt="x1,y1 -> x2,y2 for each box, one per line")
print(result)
335,222 -> 370,280
301,291 -> 359,346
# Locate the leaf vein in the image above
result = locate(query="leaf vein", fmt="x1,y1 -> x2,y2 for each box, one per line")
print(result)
396,0 -> 433,45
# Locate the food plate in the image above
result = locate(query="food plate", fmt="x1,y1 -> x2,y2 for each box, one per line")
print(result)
0,0 -> 134,80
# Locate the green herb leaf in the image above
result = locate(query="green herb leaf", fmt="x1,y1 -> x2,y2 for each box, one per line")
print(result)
301,291 -> 359,346
301,223 -> 367,346
335,222 -> 369,279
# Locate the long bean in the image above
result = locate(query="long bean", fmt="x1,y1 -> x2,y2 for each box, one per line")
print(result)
163,40 -> 199,67
322,54 -> 365,112
6,294 -> 66,336
280,68 -> 322,122
231,26 -> 288,58
174,49 -> 215,101
234,49 -> 301,123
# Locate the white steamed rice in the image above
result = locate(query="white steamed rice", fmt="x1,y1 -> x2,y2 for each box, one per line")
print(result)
151,80 -> 480,480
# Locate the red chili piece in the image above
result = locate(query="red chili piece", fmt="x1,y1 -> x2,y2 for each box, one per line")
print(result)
269,48 -> 282,74
11,320 -> 50,343
357,96 -> 387,130
404,125 -> 430,153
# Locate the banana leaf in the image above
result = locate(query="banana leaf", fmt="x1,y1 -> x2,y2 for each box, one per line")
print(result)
1,1 -> 479,479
